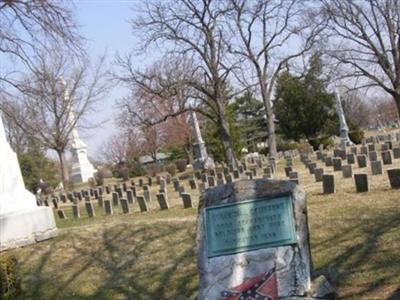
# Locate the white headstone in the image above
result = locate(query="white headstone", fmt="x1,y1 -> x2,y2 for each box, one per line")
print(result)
335,90 -> 353,146
0,115 -> 57,251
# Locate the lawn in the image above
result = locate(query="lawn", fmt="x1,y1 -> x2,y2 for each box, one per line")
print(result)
7,148 -> 400,300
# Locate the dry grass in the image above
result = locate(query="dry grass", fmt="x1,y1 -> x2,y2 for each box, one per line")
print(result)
7,140 -> 400,300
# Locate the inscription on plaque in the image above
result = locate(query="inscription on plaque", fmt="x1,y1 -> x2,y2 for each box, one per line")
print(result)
205,195 -> 296,258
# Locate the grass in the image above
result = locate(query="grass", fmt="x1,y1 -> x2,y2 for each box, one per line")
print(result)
7,142 -> 400,300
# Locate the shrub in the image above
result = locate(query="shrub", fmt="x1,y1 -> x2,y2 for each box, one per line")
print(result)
0,254 -> 21,300
308,137 -> 334,151
129,161 -> 147,178
349,130 -> 364,145
165,164 -> 177,176
174,159 -> 187,173
94,168 -> 109,186
146,163 -> 162,177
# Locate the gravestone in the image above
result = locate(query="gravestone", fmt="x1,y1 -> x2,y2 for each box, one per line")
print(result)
346,153 -> 355,164
120,198 -> 130,214
371,161 -> 383,175
85,201 -> 95,217
308,163 -> 317,175
196,179 -> 313,299
233,170 -> 240,179
354,174 -> 368,193
325,157 -> 333,167
357,155 -> 367,168
208,176 -> 216,187
189,178 -> 197,190
112,192 -> 119,206
72,205 -> 80,218
181,193 -> 193,208
104,200 -> 113,215
156,193 -> 169,210
393,148 -> 400,159
225,174 -> 233,184
350,146 -> 357,155
57,210 -> 67,219
342,165 -> 352,178
127,190 -> 134,204
387,169 -> 400,189
137,196 -> 149,212
144,189 -> 151,202
322,175 -> 335,194
332,158 -> 342,171
160,179 -> 166,191
314,168 -> 324,182
369,151 -> 378,162
381,151 -> 392,165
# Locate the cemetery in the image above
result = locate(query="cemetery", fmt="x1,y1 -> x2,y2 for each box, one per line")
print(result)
1,1 -> 399,300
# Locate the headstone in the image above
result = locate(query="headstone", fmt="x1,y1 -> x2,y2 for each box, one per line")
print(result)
346,153 -> 355,164
85,201 -> 95,217
208,176 -> 216,187
233,170 -> 240,179
190,111 -> 215,169
314,168 -> 324,182
144,189 -> 151,202
181,193 -> 193,208
57,209 -> 67,219
350,146 -> 357,155
369,151 -> 378,162
342,165 -> 352,178
332,158 -> 342,171
137,196 -> 149,212
120,198 -> 130,214
357,155 -> 367,168
381,150 -> 392,165
112,192 -> 119,206
104,200 -> 113,215
60,194 -> 67,203
225,174 -> 233,184
368,144 -> 375,152
173,179 -> 180,191
371,161 -> 383,175
387,169 -> 400,189
322,175 -> 335,194
72,205 -> 80,218
105,186 -> 110,194
308,163 -> 317,174
325,157 -> 333,167
393,148 -> 400,159
160,179 -> 166,191
197,179 -> 312,299
354,174 -> 368,192
52,198 -> 59,209
127,190 -> 134,204
156,193 -> 169,210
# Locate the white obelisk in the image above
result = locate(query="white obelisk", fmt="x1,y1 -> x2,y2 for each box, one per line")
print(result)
63,81 -> 96,183
189,111 -> 215,170
334,90 -> 353,146
0,114 -> 57,251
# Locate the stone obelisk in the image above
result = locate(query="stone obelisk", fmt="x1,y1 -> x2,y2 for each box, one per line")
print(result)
0,114 -> 57,251
335,90 -> 353,146
63,82 -> 96,183
189,111 -> 215,170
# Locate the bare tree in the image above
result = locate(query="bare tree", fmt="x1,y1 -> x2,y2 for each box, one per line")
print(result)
228,0 -> 326,158
322,0 -> 400,117
0,97 -> 30,155
1,49 -> 108,186
0,0 -> 82,92
119,0 -> 240,167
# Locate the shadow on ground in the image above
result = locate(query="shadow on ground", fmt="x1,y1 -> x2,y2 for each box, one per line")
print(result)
312,209 -> 400,299
15,220 -> 198,300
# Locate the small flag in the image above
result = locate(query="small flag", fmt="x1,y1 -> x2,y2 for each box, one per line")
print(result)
221,267 -> 278,300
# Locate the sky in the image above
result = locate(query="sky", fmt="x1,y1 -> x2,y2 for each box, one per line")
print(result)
74,0 -> 140,159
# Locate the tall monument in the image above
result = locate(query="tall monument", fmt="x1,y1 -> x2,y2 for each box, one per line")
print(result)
64,82 -> 96,183
189,111 -> 215,170
335,90 -> 353,146
0,114 -> 57,251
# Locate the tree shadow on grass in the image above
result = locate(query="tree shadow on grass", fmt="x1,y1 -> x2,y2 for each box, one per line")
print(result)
312,210 -> 400,299
16,220 -> 198,300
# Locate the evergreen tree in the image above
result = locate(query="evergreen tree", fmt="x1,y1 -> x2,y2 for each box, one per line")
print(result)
274,53 -> 336,146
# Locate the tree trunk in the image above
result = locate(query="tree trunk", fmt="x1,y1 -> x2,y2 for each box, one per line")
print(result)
260,82 -> 277,158
56,150 -> 68,188
395,93 -> 400,120
218,115 -> 236,168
